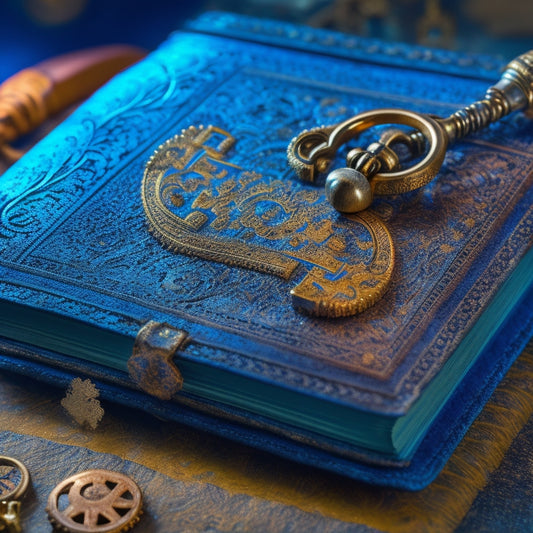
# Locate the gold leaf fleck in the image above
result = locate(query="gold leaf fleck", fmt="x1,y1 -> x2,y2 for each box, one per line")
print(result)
61,378 -> 104,430
361,353 -> 375,365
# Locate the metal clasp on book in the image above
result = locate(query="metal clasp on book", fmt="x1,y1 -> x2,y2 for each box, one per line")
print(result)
288,50 -> 533,213
128,321 -> 187,401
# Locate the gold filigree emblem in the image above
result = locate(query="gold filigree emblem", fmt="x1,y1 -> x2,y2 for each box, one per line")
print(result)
141,125 -> 394,317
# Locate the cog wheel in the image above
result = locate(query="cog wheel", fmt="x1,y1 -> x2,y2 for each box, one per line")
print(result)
46,469 -> 142,533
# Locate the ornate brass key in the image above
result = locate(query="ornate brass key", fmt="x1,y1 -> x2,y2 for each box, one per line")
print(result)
288,50 -> 533,213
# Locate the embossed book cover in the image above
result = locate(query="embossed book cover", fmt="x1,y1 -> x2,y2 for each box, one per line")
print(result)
0,12 -> 532,489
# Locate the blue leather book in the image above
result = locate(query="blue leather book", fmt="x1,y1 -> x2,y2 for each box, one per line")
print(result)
0,12 -> 532,489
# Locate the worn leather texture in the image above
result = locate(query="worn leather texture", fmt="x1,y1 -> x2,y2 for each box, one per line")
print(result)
0,12 -> 532,489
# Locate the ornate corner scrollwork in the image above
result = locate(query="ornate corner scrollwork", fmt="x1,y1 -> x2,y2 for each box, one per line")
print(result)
141,125 -> 394,317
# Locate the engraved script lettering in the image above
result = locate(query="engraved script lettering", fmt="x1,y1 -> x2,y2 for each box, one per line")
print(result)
141,125 -> 394,317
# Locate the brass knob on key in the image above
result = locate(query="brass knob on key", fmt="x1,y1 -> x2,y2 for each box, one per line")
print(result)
325,167 -> 373,213
288,50 -> 533,213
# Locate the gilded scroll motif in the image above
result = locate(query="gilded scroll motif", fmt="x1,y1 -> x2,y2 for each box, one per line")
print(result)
142,125 -> 394,317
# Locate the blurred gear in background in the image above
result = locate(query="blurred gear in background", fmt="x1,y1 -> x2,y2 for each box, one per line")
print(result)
307,0 -> 391,37
304,0 -> 533,54
1,0 -> 532,81
417,0 -> 455,48
23,0 -> 89,25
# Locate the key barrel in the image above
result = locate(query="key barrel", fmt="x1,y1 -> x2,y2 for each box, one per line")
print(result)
440,50 -> 533,143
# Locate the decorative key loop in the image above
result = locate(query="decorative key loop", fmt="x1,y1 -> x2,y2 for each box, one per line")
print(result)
0,456 -> 30,533
288,109 -> 447,212
288,50 -> 533,213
